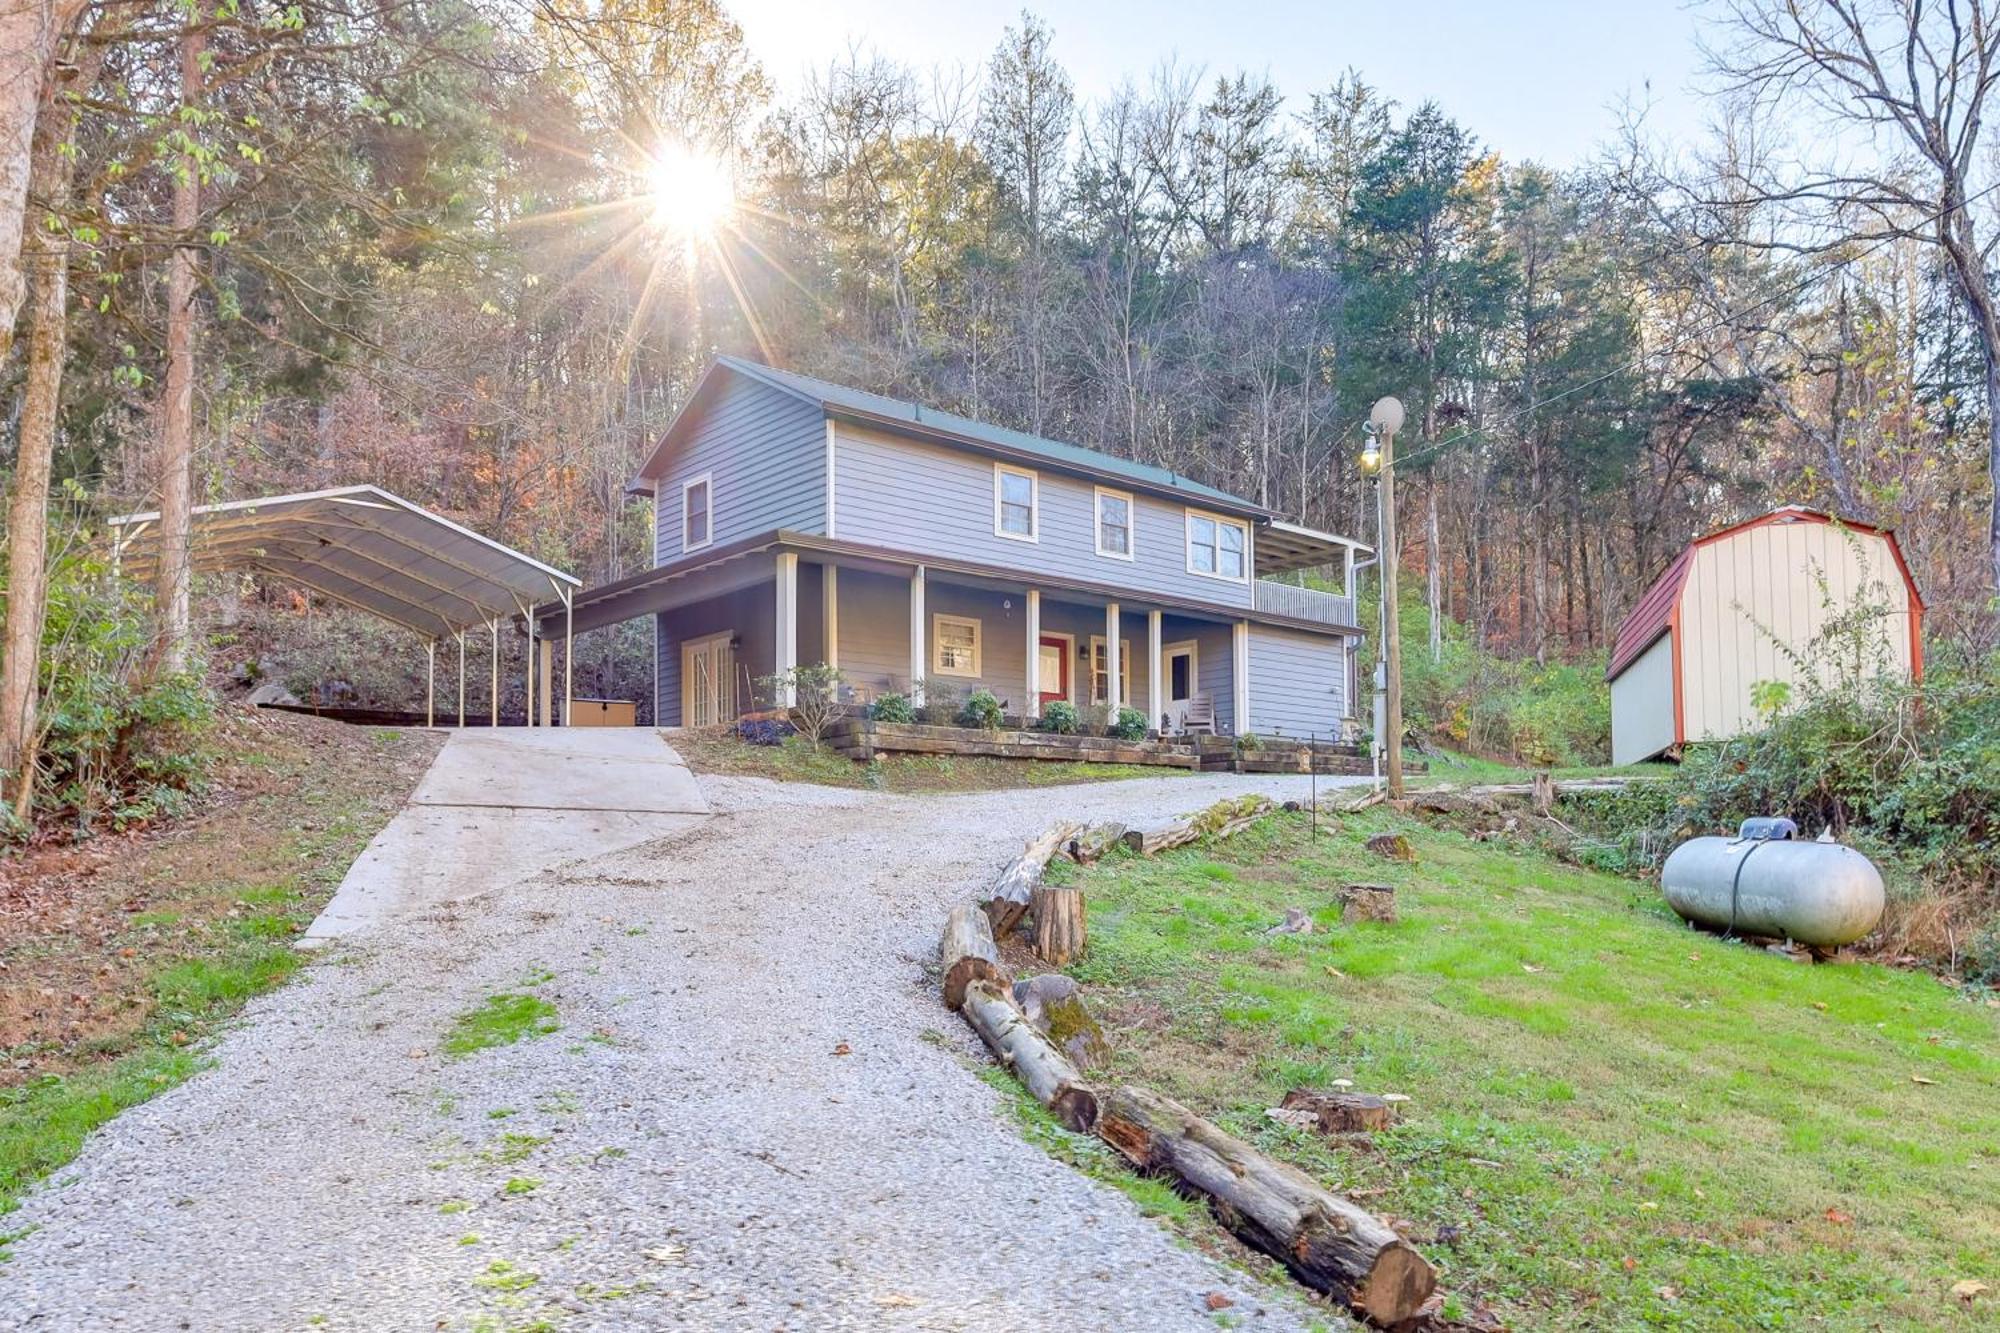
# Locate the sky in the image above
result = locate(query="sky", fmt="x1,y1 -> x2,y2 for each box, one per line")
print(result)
723,0 -> 1715,167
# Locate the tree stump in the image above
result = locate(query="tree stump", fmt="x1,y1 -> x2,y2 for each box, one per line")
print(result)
1280,1088 -> 1394,1134
984,819 -> 1084,934
1031,884 -> 1086,965
1531,770 -> 1556,817
1365,832 -> 1415,863
1340,883 -> 1398,924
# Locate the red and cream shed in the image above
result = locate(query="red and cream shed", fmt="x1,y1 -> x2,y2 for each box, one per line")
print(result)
1606,507 -> 1924,765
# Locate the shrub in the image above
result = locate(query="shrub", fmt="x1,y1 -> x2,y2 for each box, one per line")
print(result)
754,662 -> 844,749
958,688 -> 1004,731
1040,700 -> 1079,734
1235,731 -> 1263,752
870,692 -> 914,723
735,718 -> 792,746
1110,706 -> 1148,741
916,677 -> 964,726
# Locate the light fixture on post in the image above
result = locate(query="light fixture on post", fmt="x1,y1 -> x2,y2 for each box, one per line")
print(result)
1364,395 -> 1406,799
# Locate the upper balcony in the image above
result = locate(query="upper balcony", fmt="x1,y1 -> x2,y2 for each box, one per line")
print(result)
1254,579 -> 1357,628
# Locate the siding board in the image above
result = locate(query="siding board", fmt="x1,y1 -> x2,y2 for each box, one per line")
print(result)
654,372 -> 826,567
1246,625 -> 1346,738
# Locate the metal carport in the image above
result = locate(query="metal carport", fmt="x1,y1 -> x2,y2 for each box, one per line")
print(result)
106,485 -> 582,727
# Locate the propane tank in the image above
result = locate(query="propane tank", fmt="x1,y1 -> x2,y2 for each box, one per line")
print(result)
1660,832 -> 1884,947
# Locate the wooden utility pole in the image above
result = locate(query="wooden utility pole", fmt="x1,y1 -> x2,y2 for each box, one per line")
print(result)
1368,397 -> 1406,799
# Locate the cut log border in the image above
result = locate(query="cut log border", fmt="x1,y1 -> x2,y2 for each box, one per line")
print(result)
936,790 -> 1436,1327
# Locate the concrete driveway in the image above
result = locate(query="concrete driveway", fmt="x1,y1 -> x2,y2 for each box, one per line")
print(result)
301,727 -> 708,944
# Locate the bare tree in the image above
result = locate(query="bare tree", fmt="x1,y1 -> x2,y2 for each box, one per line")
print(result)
153,17 -> 203,671
0,0 -> 88,365
1710,0 -> 2000,593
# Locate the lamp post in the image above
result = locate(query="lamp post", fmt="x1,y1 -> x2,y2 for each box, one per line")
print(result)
1361,396 -> 1406,799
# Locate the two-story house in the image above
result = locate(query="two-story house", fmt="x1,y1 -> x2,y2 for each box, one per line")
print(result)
538,356 -> 1370,737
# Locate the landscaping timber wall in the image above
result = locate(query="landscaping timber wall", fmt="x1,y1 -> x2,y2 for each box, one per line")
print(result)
824,718 -> 1198,768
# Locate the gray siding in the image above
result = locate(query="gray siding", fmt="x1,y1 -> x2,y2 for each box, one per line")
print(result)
1247,624 -> 1346,738
1181,617 -> 1237,735
654,583 -> 776,726
831,568 -> 911,697
832,424 -> 1256,609
1610,632 -> 1676,765
655,371 -> 825,567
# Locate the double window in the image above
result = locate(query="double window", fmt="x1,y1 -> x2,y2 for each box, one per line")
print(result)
682,472 -> 713,552
933,614 -> 982,677
1089,636 -> 1133,706
1095,487 -> 1134,560
1186,509 -> 1247,581
994,463 -> 1038,541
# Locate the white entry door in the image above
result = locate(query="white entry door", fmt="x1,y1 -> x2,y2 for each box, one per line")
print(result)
681,632 -> 736,727
1163,641 -> 1198,732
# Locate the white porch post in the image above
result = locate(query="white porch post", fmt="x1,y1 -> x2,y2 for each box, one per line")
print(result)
1024,588 -> 1042,718
909,565 -> 926,703
1344,545 -> 1356,600
822,564 -> 840,670
1147,610 -> 1163,733
1104,602 -> 1122,714
539,639 -> 554,726
774,552 -> 799,705
1233,620 -> 1251,734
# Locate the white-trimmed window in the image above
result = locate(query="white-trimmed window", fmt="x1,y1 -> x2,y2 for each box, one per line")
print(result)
994,463 -> 1038,541
1089,636 -> 1132,706
1186,509 -> 1248,581
932,614 -> 982,677
1095,487 -> 1135,560
682,473 -> 714,552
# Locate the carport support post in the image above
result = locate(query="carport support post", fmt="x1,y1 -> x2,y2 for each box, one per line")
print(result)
539,638 -> 554,726
774,552 -> 798,706
1024,588 -> 1041,720
489,619 -> 499,727
524,631 -> 535,727
1104,603 -> 1122,715
425,639 -> 436,729
1147,610 -> 1163,732
455,631 -> 466,728
909,565 -> 925,706
561,585 -> 574,726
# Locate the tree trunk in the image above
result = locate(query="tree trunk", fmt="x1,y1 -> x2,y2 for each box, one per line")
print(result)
940,902 -> 1008,1011
0,0 -> 85,366
984,819 -> 1083,935
154,22 -> 204,673
1029,883 -> 1084,965
959,978 -> 1098,1132
1097,1085 -> 1435,1325
0,51 -> 80,817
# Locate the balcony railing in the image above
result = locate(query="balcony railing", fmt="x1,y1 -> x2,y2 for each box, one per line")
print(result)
1253,579 -> 1356,627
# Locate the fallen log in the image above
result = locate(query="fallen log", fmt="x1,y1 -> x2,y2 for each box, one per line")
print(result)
1121,794 -> 1274,856
984,819 -> 1084,935
940,902 -> 1009,1010
1014,974 -> 1110,1071
1065,822 -> 1128,864
960,979 -> 1099,1132
1096,1085 -> 1434,1326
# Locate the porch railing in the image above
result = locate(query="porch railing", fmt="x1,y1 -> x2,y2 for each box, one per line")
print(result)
1253,579 -> 1356,627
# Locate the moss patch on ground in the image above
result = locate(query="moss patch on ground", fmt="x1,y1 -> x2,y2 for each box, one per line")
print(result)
1063,808 -> 2000,1331
0,711 -> 441,1226
673,728 -> 1191,792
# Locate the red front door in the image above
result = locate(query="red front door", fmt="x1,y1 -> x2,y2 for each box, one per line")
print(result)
1037,636 -> 1070,706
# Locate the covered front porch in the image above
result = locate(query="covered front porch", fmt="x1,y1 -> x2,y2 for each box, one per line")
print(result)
540,535 -> 1358,741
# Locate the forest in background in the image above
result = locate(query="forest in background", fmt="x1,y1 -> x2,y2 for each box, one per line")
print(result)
3,0 -> 2000,826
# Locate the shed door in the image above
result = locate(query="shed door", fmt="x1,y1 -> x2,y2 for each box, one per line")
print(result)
682,632 -> 736,727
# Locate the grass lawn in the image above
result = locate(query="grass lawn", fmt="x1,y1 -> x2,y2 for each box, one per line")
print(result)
673,727 -> 1192,792
1420,748 -> 1677,787
1060,808 -> 1999,1331
0,711 -> 440,1232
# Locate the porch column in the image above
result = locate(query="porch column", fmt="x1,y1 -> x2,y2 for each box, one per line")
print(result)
1232,620 -> 1251,734
774,551 -> 799,706
1024,589 -> 1042,718
539,638 -> 554,726
1104,602 -> 1121,714
822,564 -> 839,670
1344,545 -> 1356,599
1147,610 -> 1163,733
909,566 -> 926,704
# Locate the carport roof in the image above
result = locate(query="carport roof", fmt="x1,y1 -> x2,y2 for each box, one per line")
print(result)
108,485 -> 579,639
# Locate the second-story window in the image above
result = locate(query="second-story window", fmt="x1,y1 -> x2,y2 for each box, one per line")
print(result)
1186,510 -> 1247,581
683,473 -> 713,552
1096,487 -> 1134,559
994,463 -> 1038,541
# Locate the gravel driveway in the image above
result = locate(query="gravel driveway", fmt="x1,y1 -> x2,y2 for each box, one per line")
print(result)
2,735 -> 1357,1332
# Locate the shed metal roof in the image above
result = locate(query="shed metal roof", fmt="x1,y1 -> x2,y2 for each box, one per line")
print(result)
108,485 -> 579,639
634,356 -> 1269,516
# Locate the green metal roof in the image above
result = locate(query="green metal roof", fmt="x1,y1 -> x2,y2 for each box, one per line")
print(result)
718,356 -> 1266,515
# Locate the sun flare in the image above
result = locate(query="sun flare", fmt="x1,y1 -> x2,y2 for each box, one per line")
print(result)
646,145 -> 734,237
